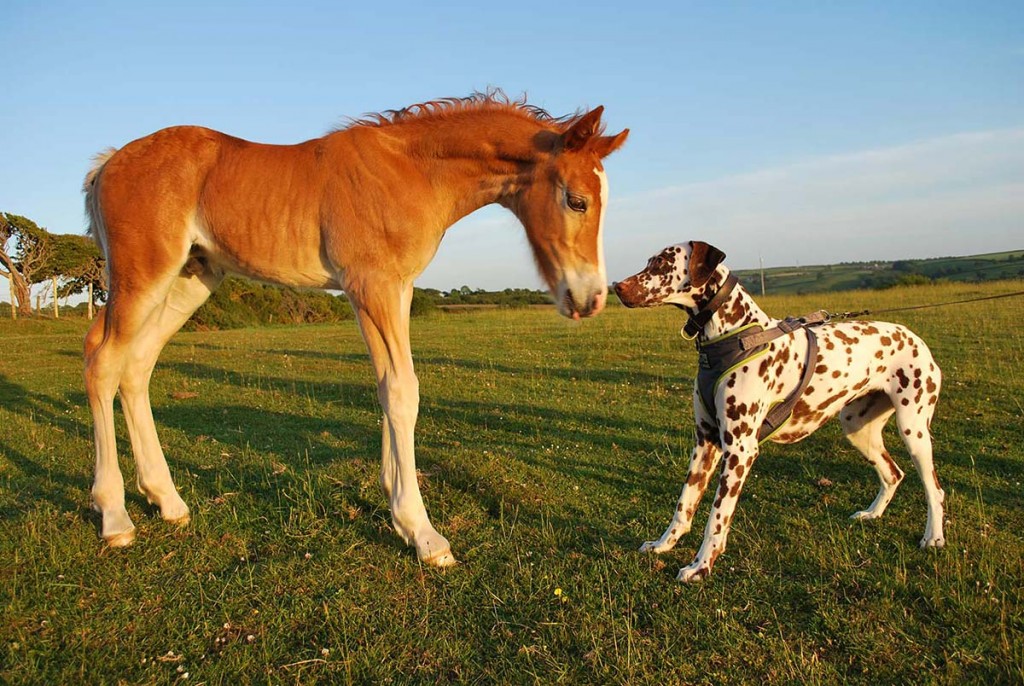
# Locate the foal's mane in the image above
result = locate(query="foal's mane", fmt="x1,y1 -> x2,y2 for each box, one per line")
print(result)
341,89 -> 594,134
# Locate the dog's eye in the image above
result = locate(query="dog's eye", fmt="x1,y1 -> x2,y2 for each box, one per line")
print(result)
649,256 -> 665,270
567,194 -> 587,213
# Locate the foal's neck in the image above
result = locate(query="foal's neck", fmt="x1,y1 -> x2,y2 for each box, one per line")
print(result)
695,269 -> 775,341
391,112 -> 556,224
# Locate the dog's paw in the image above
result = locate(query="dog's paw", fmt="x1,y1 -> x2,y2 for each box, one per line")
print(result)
920,535 -> 945,549
639,538 -> 676,554
850,509 -> 882,521
676,563 -> 711,583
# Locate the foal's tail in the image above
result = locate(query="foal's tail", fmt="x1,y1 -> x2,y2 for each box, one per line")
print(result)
83,147 -> 118,258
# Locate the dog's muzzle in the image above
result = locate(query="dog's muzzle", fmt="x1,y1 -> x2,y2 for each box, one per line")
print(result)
613,278 -> 647,308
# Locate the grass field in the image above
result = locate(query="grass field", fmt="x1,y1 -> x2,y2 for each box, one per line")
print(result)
732,249 -> 1024,294
1,280 -> 1022,684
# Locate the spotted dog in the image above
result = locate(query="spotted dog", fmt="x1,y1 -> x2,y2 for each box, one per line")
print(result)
614,241 -> 945,582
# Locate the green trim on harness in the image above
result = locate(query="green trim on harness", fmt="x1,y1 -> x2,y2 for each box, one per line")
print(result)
695,321 -> 819,444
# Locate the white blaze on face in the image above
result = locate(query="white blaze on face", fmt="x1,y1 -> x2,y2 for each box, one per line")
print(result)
595,167 -> 609,286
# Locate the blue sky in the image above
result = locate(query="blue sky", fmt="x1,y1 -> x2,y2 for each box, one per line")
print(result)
2,1 -> 1022,295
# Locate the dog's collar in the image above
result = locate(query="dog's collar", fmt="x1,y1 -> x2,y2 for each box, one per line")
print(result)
680,273 -> 739,340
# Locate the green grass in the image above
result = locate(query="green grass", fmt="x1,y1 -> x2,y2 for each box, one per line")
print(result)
1,280 -> 1022,684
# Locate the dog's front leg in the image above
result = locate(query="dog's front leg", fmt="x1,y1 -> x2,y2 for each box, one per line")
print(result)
641,425 -> 721,554
677,433 -> 759,583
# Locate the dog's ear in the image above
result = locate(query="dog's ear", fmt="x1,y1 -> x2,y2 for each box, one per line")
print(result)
689,241 -> 726,287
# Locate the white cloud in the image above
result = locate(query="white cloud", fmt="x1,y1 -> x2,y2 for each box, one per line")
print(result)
605,128 -> 1024,275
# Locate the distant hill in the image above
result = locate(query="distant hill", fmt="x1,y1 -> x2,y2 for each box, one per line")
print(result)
731,249 -> 1024,295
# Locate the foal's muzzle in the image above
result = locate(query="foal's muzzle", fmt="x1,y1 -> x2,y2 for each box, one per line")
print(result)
558,280 -> 607,320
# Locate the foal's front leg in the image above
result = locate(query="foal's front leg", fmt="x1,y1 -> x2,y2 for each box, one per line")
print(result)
676,431 -> 759,583
351,283 -> 455,567
640,424 -> 721,553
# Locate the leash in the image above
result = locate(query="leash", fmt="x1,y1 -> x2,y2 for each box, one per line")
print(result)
822,289 -> 1024,321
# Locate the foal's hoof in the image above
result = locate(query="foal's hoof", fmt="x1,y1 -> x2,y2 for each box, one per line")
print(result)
416,531 -> 457,567
421,548 -> 458,567
104,528 -> 136,548
164,512 -> 191,527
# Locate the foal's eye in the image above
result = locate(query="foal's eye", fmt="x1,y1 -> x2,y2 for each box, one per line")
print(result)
567,194 -> 587,212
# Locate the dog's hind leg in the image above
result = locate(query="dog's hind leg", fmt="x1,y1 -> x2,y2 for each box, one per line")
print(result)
640,425 -> 721,554
841,392 -> 903,520
893,359 -> 945,548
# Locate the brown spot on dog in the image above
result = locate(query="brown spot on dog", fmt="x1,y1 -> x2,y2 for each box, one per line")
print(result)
880,450 -> 902,482
835,331 -> 859,345
817,390 -> 848,410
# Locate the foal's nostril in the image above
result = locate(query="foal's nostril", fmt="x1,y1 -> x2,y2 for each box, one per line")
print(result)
563,288 -> 576,313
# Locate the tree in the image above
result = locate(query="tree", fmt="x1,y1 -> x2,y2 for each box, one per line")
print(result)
52,234 -> 106,318
1,213 -> 53,316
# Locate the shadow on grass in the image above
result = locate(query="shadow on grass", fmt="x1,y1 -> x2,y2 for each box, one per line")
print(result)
0,374 -> 93,519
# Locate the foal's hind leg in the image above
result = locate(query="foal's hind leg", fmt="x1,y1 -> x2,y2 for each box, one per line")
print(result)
85,308 -> 138,545
85,279 -> 178,545
840,392 -> 903,520
118,269 -> 222,524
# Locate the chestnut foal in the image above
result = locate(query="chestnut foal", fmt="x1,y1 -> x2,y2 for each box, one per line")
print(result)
83,93 -> 628,565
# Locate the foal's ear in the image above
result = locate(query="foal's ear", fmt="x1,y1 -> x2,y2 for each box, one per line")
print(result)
590,129 -> 630,158
689,241 -> 727,287
563,106 -> 605,152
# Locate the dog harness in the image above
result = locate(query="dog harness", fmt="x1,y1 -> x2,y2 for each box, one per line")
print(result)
683,276 -> 827,442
